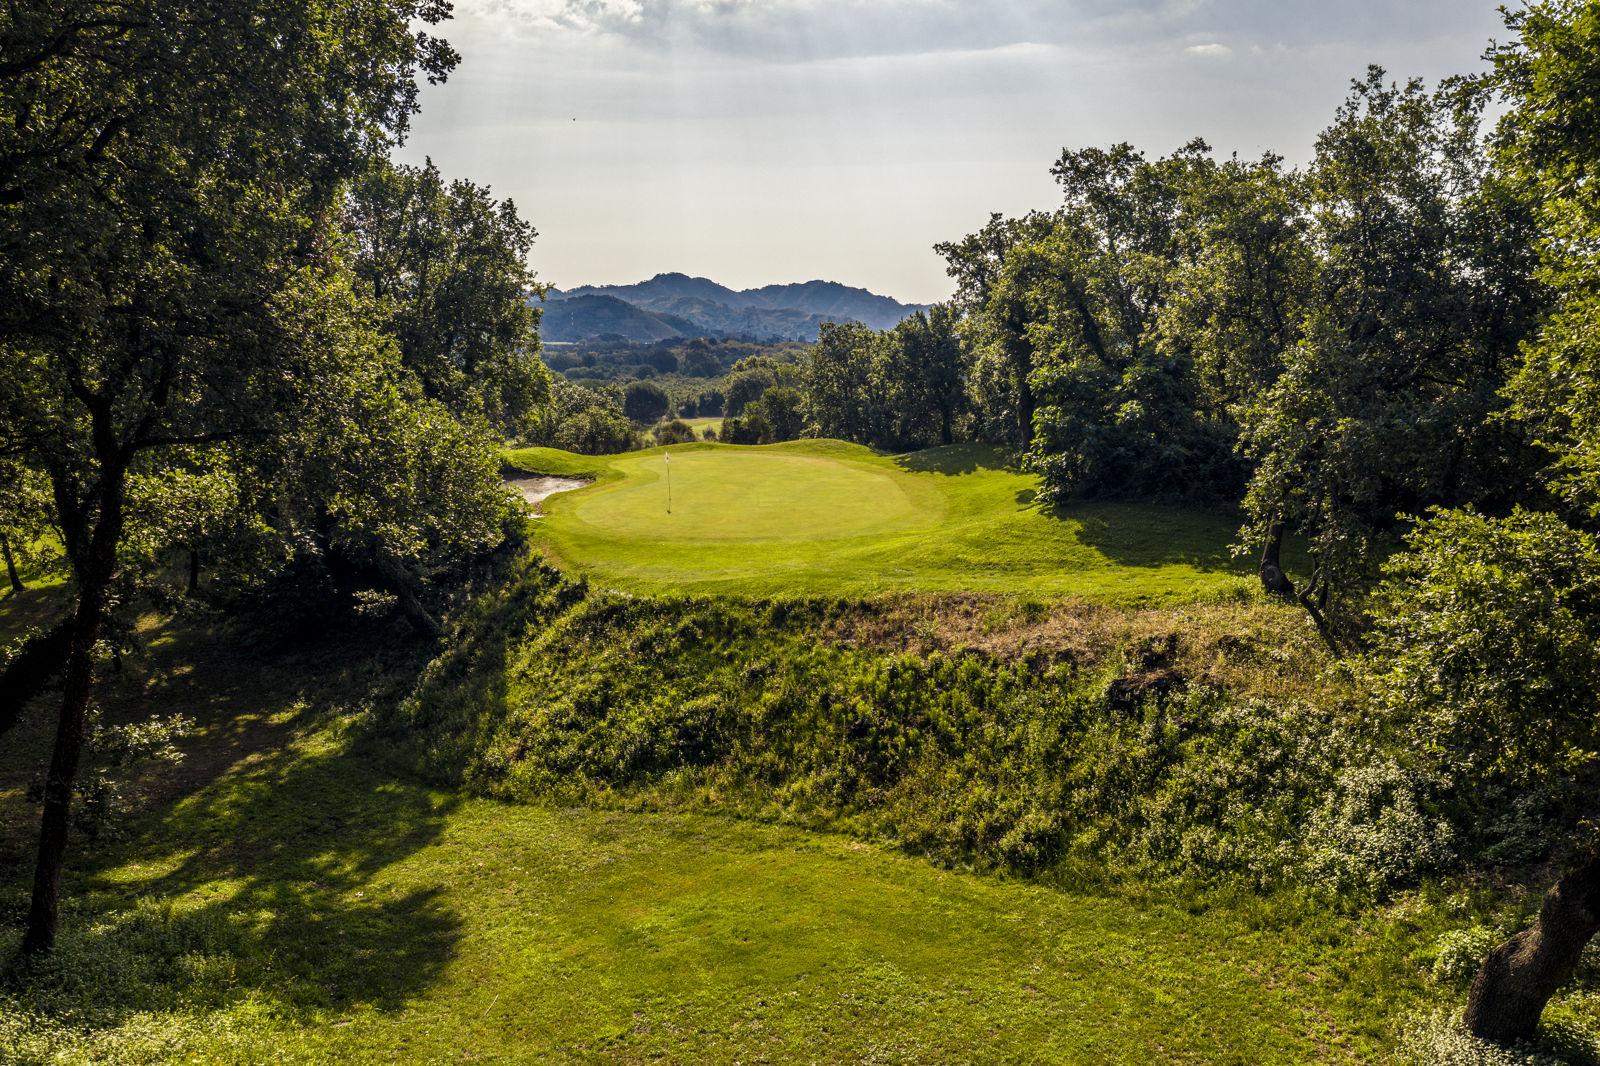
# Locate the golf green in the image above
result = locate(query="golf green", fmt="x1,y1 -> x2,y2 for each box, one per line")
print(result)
507,440 -> 1257,603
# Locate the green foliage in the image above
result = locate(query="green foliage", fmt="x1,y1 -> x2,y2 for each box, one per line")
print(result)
622,380 -> 671,424
1023,142 -> 1244,501
1354,508 -> 1600,859
523,379 -> 639,454
797,310 -> 966,451
936,211 -> 1059,447
653,419 -> 696,446
346,159 -> 550,437
1432,927 -> 1505,987
393,557 -> 1346,891
718,411 -> 770,445
723,366 -> 776,415
930,68 -> 1544,628
745,386 -> 805,442
884,305 -> 968,448
799,321 -> 883,442
1496,2 -> 1600,521
0,0 -> 520,953
0,459 -> 58,591
1301,758 -> 1455,891
1239,71 -> 1544,614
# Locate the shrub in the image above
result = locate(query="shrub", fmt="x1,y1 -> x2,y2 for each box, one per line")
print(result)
1302,759 -> 1455,892
749,387 -> 805,442
1396,1009 -> 1593,1066
1431,926 -> 1504,986
622,381 -> 670,424
1353,507 -> 1600,872
654,420 -> 695,446
721,413 -> 770,445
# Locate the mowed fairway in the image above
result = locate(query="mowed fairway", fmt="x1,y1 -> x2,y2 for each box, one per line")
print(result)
5,700 -> 1381,1064
508,440 -> 1256,603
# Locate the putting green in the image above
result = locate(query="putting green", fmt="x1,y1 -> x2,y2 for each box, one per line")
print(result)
506,440 -> 1260,603
573,448 -> 942,541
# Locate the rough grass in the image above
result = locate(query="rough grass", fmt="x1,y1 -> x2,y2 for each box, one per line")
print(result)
504,440 -> 1269,604
1,610 -> 1422,1064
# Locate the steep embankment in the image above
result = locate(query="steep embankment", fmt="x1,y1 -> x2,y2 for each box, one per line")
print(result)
388,552 -> 1364,889
1,601 -> 1407,1064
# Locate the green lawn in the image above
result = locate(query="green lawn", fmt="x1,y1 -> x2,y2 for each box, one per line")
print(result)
0,535 -> 68,643
504,439 -> 1260,604
676,415 -> 723,439
0,617 -> 1390,1063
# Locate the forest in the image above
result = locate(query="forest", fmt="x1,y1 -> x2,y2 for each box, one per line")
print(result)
4,0 -> 1600,1062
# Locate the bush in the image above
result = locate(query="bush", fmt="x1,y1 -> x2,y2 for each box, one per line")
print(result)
654,420 -> 696,446
1302,759 -> 1455,892
721,413 -> 770,445
696,389 -> 725,416
1431,926 -> 1503,986
1396,1009 -> 1594,1066
622,381 -> 670,424
750,387 -> 804,442
724,369 -> 773,415
556,407 -> 637,455
1354,508 -> 1600,871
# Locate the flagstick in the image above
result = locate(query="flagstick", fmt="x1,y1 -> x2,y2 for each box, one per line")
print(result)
665,449 -> 672,514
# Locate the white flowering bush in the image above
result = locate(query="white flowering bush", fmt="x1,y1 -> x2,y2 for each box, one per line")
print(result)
1397,1009 -> 1600,1066
1431,926 -> 1503,986
1302,759 -> 1455,891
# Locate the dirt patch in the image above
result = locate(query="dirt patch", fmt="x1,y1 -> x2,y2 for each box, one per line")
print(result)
821,594 -> 1333,701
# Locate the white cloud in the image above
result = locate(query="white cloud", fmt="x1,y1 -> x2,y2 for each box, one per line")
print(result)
416,0 -> 1512,303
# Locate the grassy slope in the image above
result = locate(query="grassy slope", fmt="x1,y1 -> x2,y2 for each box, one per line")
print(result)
0,536 -> 69,644
0,614 -> 1395,1064
505,440 -> 1260,604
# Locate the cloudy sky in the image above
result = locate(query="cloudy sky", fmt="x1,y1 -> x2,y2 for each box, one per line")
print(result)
396,0 -> 1511,304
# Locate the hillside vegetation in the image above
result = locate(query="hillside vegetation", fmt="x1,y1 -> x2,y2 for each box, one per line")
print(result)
508,440 -> 1263,602
0,585 -> 1431,1064
12,1 -> 1600,1060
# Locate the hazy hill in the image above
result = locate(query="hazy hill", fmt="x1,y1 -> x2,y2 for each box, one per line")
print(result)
545,272 -> 930,342
540,293 -> 697,343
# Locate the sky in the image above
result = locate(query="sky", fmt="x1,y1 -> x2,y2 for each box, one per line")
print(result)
395,0 -> 1512,305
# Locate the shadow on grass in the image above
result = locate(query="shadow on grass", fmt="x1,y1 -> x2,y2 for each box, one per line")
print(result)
1056,503 -> 1245,573
1,612 -> 468,1028
0,581 -> 68,645
892,444 -> 1007,476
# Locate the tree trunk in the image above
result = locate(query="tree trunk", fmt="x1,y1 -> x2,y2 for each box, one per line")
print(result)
1,532 -> 23,593
187,548 -> 200,594
1465,853 -> 1600,1045
1258,520 -> 1294,597
20,463 -> 126,958
1296,567 -> 1341,657
940,404 -> 953,447
379,559 -> 441,640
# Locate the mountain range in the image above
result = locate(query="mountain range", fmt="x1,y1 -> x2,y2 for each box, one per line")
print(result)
540,273 -> 930,343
